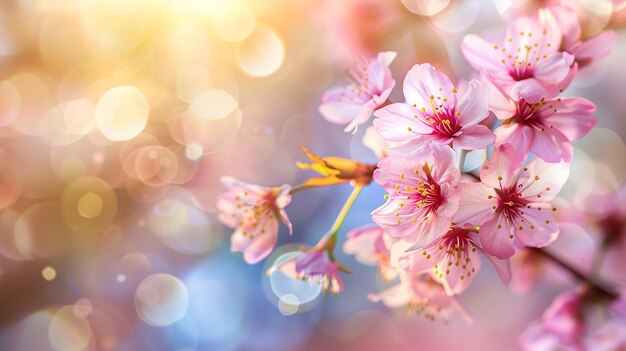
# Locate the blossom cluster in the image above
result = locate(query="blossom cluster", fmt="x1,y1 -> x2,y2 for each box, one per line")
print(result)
216,2 -> 624,349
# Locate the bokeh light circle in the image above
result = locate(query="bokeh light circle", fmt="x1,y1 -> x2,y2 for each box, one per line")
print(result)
95,86 -> 149,141
15,201 -> 68,259
236,25 -> 285,77
61,176 -> 117,234
190,90 -> 238,120
135,273 -> 189,327
48,306 -> 93,351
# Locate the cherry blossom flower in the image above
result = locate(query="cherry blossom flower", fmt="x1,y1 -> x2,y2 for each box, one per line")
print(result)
373,63 -> 494,155
268,240 -> 346,294
343,224 -> 397,280
490,78 -> 596,162
462,10 -> 574,103
454,144 -> 569,259
392,226 -> 511,296
319,51 -> 396,133
371,144 -> 461,248
548,4 -> 616,70
216,176 -> 292,264
369,272 -> 473,323
520,290 -> 586,350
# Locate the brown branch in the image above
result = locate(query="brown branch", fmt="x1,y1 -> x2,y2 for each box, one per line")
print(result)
530,247 -> 619,300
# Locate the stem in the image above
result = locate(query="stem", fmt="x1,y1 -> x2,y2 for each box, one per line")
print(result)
530,247 -> 619,300
329,184 -> 365,237
457,149 -> 468,171
289,183 -> 316,195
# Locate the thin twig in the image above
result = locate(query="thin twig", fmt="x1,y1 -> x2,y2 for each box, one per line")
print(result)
530,247 -> 619,300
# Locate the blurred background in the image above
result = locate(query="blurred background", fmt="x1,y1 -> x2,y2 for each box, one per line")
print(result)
0,0 -> 625,350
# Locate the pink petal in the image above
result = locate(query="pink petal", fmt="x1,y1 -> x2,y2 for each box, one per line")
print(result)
480,215 -> 516,259
453,125 -> 495,150
437,182 -> 460,218
461,35 -> 504,76
574,31 -> 616,62
373,156 -> 423,191
231,219 -> 279,264
494,123 -> 534,159
543,97 -> 595,141
455,182 -> 496,226
343,224 -> 384,265
413,214 -> 453,248
529,127 -> 573,162
439,245 -> 482,296
403,63 -> 456,113
548,5 -> 581,50
480,143 -> 524,189
371,197 -> 422,238
396,242 -> 446,275
511,78 -> 550,104
385,136 -> 443,159
373,103 -> 432,143
372,51 -> 398,89
319,99 -> 369,125
515,207 -> 559,248
457,79 -> 490,127
368,280 -> 414,308
535,52 -> 575,85
518,157 -> 570,202
485,77 -> 517,119
430,144 -> 460,185
484,253 -> 512,284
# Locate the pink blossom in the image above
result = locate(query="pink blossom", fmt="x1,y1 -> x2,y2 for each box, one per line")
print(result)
462,10 -> 574,103
313,0 -> 401,64
454,144 -> 569,259
373,63 -> 494,154
520,290 -> 586,350
343,224 -> 396,280
319,51 -> 396,133
369,272 -> 473,323
490,78 -> 596,162
268,244 -> 344,294
587,319 -> 626,351
392,226 -> 511,296
371,144 -> 461,247
216,176 -> 292,264
548,4 -> 616,70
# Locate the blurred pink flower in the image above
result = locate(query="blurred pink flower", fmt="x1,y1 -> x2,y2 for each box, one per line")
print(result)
548,4 -> 616,70
343,224 -> 397,280
587,319 -> 626,350
373,63 -> 494,154
462,10 -> 574,103
216,176 -> 292,264
319,52 -> 397,133
268,241 -> 345,294
392,226 -> 511,296
490,82 -> 596,162
371,144 -> 461,247
455,144 -> 569,259
369,272 -> 473,323
313,0 -> 401,64
520,290 -> 586,350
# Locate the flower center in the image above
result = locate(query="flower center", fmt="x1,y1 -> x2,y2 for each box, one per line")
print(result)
426,95 -> 461,137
